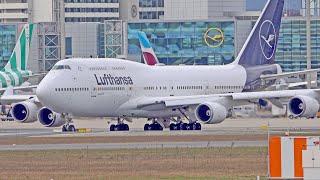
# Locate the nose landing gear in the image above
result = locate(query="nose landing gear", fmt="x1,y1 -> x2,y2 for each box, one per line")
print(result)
61,115 -> 76,132
62,124 -> 76,132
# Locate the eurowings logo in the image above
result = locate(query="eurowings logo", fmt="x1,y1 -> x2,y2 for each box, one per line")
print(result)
259,20 -> 276,60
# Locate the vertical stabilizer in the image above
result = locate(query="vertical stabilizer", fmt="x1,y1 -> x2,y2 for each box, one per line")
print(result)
233,0 -> 284,66
4,23 -> 35,71
137,31 -> 159,66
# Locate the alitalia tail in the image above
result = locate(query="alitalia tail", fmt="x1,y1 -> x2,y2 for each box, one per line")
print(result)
0,23 -> 40,91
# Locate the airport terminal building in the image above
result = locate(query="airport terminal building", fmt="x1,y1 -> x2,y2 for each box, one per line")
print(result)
1,0 -> 320,73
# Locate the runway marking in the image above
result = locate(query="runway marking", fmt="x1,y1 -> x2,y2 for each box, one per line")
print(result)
0,141 -> 267,151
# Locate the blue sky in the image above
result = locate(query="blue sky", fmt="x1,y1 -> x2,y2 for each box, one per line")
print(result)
246,0 -> 267,11
246,0 -> 302,11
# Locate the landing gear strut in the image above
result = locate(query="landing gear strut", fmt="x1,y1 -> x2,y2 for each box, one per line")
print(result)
109,118 -> 130,131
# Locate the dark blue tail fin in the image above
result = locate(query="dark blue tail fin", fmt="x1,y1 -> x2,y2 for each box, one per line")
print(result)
233,0 -> 284,66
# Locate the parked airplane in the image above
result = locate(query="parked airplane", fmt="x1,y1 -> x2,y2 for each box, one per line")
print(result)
6,0 -> 320,132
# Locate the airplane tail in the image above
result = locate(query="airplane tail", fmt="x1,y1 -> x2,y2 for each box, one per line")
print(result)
233,0 -> 284,67
137,31 -> 159,66
4,24 -> 35,72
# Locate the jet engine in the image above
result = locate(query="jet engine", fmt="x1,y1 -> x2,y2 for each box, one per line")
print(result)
11,101 -> 38,123
289,95 -> 320,118
37,107 -> 66,127
195,102 -> 227,124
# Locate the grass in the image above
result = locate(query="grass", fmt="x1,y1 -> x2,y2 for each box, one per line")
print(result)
0,147 -> 268,179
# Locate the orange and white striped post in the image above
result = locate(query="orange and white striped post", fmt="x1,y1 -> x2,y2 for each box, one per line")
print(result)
269,136 -> 320,179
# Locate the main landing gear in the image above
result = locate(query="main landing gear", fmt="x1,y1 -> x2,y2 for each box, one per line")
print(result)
109,118 -> 129,131
143,117 -> 202,131
169,122 -> 201,131
144,118 -> 164,131
144,122 -> 163,131
169,108 -> 202,131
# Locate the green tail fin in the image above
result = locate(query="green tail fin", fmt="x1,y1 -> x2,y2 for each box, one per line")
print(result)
4,24 -> 35,71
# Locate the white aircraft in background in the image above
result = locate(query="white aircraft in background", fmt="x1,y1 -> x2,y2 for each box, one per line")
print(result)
5,0 -> 320,132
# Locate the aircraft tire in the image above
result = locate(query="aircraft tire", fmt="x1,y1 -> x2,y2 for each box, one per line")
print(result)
181,123 -> 188,130
195,123 -> 201,130
68,125 -> 76,132
123,124 -> 129,131
110,124 -> 115,131
62,125 -> 68,132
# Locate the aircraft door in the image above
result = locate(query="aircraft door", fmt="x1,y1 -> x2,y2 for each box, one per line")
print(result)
126,86 -> 134,98
204,81 -> 210,95
90,87 -> 97,98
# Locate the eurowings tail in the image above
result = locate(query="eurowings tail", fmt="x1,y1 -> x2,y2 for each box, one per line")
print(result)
137,31 -> 159,66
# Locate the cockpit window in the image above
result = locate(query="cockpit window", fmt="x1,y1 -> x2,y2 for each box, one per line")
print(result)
52,65 -> 71,70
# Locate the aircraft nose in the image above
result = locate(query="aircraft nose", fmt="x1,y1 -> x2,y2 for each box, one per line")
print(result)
36,77 -> 53,104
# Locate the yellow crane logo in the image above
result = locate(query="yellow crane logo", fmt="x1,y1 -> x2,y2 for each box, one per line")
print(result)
204,28 -> 224,48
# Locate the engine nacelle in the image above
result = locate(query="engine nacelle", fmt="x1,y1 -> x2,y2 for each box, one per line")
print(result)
37,107 -> 66,127
195,102 -> 227,124
289,95 -> 320,118
11,101 -> 38,123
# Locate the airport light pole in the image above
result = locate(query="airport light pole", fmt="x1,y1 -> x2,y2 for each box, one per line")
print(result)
306,0 -> 312,88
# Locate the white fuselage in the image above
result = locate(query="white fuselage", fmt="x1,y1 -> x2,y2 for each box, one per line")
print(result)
37,58 -> 247,117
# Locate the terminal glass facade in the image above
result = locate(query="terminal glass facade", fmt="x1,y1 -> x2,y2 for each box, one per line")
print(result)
0,24 -> 16,68
128,21 -> 235,65
276,19 -> 320,72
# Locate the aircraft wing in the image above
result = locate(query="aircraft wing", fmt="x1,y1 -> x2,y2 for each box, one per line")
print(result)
0,85 -> 37,94
26,72 -> 47,78
287,81 -> 317,88
0,86 -> 38,104
260,69 -> 320,81
132,89 -> 318,110
0,94 -> 38,105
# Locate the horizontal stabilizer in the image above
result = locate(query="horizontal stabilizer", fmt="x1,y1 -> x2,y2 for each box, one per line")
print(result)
260,69 -> 320,80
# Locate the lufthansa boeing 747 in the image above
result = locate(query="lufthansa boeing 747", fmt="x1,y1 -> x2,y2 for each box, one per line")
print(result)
7,0 -> 320,132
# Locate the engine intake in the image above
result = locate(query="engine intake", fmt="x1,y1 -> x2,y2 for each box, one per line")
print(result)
289,95 -> 319,118
195,102 -> 227,124
37,107 -> 66,127
11,101 -> 38,123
